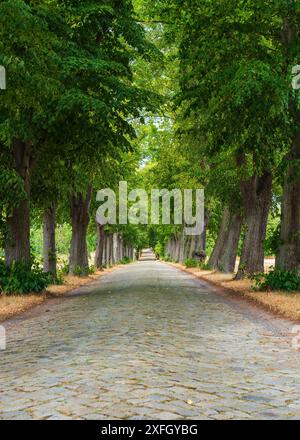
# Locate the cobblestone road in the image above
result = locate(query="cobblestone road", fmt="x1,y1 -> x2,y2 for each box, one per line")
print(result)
1,261 -> 300,420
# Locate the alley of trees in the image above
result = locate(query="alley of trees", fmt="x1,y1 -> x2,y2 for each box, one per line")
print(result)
1,0 -> 300,294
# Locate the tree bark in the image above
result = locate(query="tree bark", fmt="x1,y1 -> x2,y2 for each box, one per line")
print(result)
114,234 -> 118,262
236,172 -> 272,279
178,227 -> 185,263
105,233 -> 110,266
166,238 -> 173,259
190,209 -> 209,261
69,186 -> 92,275
109,234 -> 113,265
209,207 -> 242,273
169,236 -> 177,260
175,233 -> 180,262
119,236 -> 124,261
218,211 -> 242,273
184,235 -> 191,260
200,208 -> 210,253
276,120 -> 300,270
208,207 -> 231,269
275,12 -> 300,269
105,233 -> 112,266
102,232 -> 107,266
188,236 -> 195,259
43,204 -> 57,276
5,140 -> 31,268
95,223 -> 105,269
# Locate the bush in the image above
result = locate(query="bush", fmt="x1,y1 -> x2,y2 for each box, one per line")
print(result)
199,261 -> 211,270
154,243 -> 164,258
58,261 -> 69,276
71,265 -> 92,277
264,218 -> 281,256
184,259 -> 200,268
120,257 -> 131,265
162,255 -> 173,262
252,268 -> 300,292
88,265 -> 96,275
0,259 -> 54,295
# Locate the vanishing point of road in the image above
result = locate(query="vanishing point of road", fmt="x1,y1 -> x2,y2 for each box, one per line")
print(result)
1,258 -> 300,420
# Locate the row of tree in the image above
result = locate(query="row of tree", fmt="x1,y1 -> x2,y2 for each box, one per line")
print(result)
2,0 -> 300,283
0,0 -> 158,277
138,0 -> 300,279
94,228 -> 136,269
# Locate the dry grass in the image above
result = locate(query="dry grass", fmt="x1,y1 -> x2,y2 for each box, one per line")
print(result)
0,294 -> 46,322
171,263 -> 300,322
0,265 -> 123,322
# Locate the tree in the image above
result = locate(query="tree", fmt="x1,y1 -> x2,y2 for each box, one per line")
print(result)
155,0 -> 291,277
276,1 -> 300,271
57,0 -> 159,274
0,0 -> 159,277
0,0 -> 62,267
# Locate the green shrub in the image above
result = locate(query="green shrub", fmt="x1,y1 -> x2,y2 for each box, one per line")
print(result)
252,268 -> 300,292
88,265 -> 96,274
0,259 -> 53,295
120,256 -> 131,265
154,243 -> 164,258
58,261 -> 69,276
53,272 -> 64,285
184,259 -> 200,268
199,261 -> 211,270
162,255 -> 172,262
72,265 -> 92,276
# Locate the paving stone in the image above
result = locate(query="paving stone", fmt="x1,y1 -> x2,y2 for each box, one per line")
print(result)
0,261 -> 300,420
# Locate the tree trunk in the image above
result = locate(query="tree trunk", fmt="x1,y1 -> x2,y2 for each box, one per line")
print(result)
105,233 -> 110,266
95,224 -> 105,269
175,234 -> 180,262
190,209 -> 209,261
275,13 -> 300,269
236,172 -> 272,279
188,236 -> 195,259
109,234 -> 113,265
178,227 -> 185,263
276,124 -> 300,270
105,233 -> 112,266
184,236 -> 191,260
166,238 -> 173,259
69,186 -> 92,275
208,207 -> 231,269
209,207 -> 242,273
120,236 -> 124,261
43,204 -> 57,276
102,232 -> 107,266
5,140 -> 31,268
219,211 -> 242,273
200,208 -> 210,252
170,236 -> 176,260
113,233 -> 118,263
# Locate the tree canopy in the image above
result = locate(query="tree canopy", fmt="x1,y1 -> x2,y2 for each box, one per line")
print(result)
1,0 -> 300,292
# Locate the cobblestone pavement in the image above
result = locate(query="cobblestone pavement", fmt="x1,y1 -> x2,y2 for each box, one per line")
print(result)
1,261 -> 300,420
